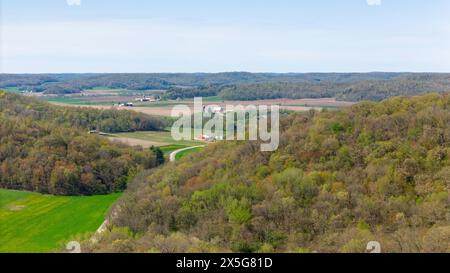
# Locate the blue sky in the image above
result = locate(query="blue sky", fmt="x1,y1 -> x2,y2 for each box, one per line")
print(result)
1,0 -> 449,73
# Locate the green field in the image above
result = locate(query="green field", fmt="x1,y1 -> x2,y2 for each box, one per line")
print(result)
111,131 -> 204,147
43,93 -> 223,108
202,96 -> 224,101
84,87 -> 160,97
285,104 -> 339,109
0,189 -> 121,253
3,87 -> 22,93
44,97 -> 176,107
87,86 -> 127,91
133,102 -> 182,108
44,97 -> 116,106
159,144 -> 189,155
175,147 -> 204,161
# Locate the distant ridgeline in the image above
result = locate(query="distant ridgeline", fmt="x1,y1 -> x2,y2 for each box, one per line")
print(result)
1,72 -> 450,101
83,93 -> 450,253
0,91 -> 167,195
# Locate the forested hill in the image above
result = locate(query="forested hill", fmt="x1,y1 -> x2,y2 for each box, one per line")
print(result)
0,72 -> 407,93
217,75 -> 450,101
0,92 -> 170,133
2,73 -> 450,102
0,91 -> 164,195
85,93 -> 450,253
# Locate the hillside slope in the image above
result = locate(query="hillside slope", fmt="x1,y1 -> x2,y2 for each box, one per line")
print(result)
0,92 -> 162,195
218,76 -> 450,101
0,91 -> 170,133
2,73 -> 450,102
85,93 -> 450,253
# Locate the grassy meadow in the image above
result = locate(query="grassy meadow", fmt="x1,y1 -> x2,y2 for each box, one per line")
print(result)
0,189 -> 121,253
110,131 -> 205,147
174,147 -> 204,161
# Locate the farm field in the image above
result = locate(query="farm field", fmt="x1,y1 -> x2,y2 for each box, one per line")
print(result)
107,131 -> 205,148
44,97 -> 117,106
175,146 -> 204,161
38,87 -> 164,106
2,87 -> 22,93
160,144 -> 190,155
41,92 -> 354,117
0,189 -> 121,253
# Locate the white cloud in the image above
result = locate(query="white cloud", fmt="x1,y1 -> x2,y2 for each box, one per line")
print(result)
66,0 -> 81,6
367,0 -> 382,6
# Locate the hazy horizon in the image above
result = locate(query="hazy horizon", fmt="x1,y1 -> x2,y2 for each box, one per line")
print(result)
2,71 -> 450,75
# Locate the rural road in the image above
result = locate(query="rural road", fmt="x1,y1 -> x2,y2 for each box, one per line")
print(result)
169,145 -> 206,162
89,146 -> 205,246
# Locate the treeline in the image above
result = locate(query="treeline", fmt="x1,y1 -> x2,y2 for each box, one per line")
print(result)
0,92 -> 171,133
3,73 -> 450,101
219,75 -> 450,101
1,72 -> 274,94
163,85 -> 223,99
0,92 -> 163,195
219,81 -> 345,100
139,73 -> 450,102
84,93 -> 450,253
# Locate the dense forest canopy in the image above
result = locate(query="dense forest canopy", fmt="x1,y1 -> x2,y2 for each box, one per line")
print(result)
0,91 -> 167,195
155,74 -> 450,101
0,72 -> 404,91
0,73 -> 281,93
218,76 -> 450,101
2,73 -> 450,101
0,91 -> 170,133
84,93 -> 450,253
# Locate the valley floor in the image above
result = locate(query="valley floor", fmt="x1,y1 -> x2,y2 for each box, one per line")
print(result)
46,95 -> 354,117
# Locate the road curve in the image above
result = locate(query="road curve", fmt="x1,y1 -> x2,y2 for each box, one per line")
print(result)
169,145 -> 206,162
